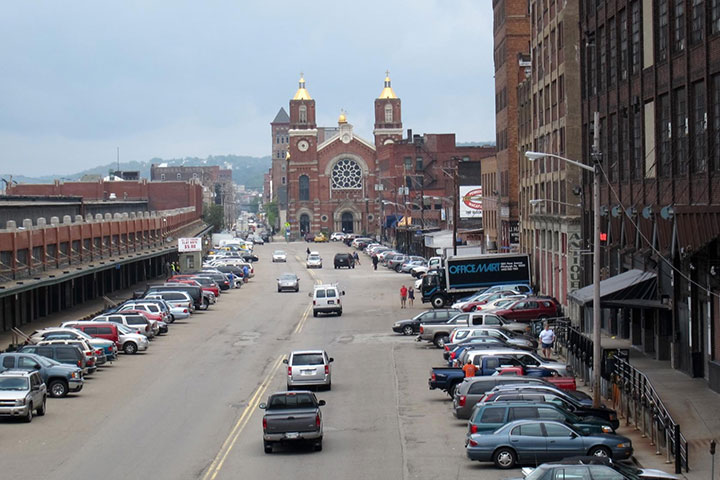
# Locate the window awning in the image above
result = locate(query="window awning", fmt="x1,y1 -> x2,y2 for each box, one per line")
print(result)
568,269 -> 657,307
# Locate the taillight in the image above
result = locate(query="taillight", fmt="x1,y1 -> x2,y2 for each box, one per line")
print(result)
183,309 -> 188,313
315,414 -> 321,427
85,351 -> 92,356
313,300 -> 316,305
419,326 -> 424,334
288,367 -> 292,376
95,349 -> 102,355
468,439 -> 478,447
470,425 -> 478,434
77,360 -> 82,367
451,352 -> 456,359
262,417 -> 267,430
324,365 -> 329,375
431,372 -> 436,381
444,345 -> 450,352
459,395 -> 466,407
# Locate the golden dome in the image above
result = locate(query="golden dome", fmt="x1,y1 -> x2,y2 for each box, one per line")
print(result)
293,74 -> 312,101
378,71 -> 397,99
338,111 -> 347,124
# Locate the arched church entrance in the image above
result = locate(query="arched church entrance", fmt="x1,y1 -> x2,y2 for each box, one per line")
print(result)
299,214 -> 310,235
341,212 -> 354,233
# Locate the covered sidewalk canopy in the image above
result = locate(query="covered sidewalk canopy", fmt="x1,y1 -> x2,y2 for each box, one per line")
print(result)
568,269 -> 658,308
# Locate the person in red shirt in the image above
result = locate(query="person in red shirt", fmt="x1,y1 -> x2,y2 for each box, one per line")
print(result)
462,360 -> 478,378
400,285 -> 408,308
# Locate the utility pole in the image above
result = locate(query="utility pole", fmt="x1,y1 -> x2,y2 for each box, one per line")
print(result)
453,166 -> 459,256
591,111 -> 602,408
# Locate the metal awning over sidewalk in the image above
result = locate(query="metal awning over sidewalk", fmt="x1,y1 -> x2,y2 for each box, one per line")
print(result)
568,269 -> 658,307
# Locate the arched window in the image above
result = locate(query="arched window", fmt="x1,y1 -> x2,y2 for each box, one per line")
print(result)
299,105 -> 307,123
384,103 -> 393,123
300,214 -> 310,235
341,212 -> 354,233
299,175 -> 310,201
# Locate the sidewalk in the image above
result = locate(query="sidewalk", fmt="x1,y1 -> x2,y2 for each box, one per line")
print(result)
572,334 -> 719,480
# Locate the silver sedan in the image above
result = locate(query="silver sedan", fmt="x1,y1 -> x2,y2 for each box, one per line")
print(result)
272,250 -> 287,262
277,273 -> 299,292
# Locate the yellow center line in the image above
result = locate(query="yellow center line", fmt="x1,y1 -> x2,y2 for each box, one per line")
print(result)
293,302 -> 312,335
203,355 -> 284,480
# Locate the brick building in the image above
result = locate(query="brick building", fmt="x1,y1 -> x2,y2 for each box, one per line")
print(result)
487,0 -> 531,252
577,0 -> 720,390
518,0 -> 583,309
270,108 -> 290,227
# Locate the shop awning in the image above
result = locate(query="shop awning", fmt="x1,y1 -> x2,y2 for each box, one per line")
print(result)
568,269 -> 657,307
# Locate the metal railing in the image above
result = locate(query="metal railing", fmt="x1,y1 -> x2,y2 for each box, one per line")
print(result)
611,356 -> 689,474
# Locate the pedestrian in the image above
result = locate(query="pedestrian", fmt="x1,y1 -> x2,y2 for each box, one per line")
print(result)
539,323 -> 556,359
372,254 -> 378,270
462,359 -> 478,378
408,288 -> 414,307
243,264 -> 249,283
306,247 -> 311,257
400,285 -> 408,308
164,261 -> 171,280
352,251 -> 360,265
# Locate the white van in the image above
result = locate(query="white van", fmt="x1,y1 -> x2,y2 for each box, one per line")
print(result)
310,284 -> 345,317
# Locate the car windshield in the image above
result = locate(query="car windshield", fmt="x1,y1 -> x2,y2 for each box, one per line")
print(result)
0,377 -> 29,390
274,251 -> 285,255
308,255 -> 321,260
269,393 -> 316,409
292,353 -> 324,365
279,274 -> 296,281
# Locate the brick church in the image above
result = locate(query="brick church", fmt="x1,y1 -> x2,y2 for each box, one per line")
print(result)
271,74 -> 403,237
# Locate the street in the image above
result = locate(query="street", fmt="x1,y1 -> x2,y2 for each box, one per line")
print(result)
0,241 -> 518,480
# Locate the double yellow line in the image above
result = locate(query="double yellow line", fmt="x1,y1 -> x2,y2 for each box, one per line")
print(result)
202,355 -> 284,480
293,303 -> 312,335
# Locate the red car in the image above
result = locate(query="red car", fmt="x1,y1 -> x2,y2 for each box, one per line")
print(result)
492,297 -> 560,321
169,276 -> 219,298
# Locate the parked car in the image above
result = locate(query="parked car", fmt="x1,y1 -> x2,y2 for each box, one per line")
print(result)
29,328 -> 117,362
0,370 -> 47,422
17,344 -> 87,373
333,253 -> 355,269
143,294 -> 192,320
306,253 -> 323,269
313,233 -> 328,242
277,273 -> 300,293
62,321 -> 149,355
461,291 -> 528,312
493,297 -> 561,321
400,258 -> 426,273
457,348 -> 572,377
386,254 -> 409,271
517,456 -> 681,480
465,419 -> 632,468
392,308 -> 459,335
310,284 -> 344,317
272,250 -> 287,262
492,366 -> 577,390
285,350 -> 333,390
417,312 -> 531,347
59,321 -> 121,347
36,339 -> 99,373
448,327 -> 538,351
0,353 -> 83,398
451,377 -> 552,419
142,284 -> 206,310
91,314 -> 156,339
259,391 -> 326,453
330,232 -> 345,241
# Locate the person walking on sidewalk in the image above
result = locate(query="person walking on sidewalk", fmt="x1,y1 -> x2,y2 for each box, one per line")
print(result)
400,285 -> 408,308
372,254 -> 378,270
408,288 -> 415,307
539,323 -> 556,359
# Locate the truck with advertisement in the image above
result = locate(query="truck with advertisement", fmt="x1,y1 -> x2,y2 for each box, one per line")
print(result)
420,253 -> 531,308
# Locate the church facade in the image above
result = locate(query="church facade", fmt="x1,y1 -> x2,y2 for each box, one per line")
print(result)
278,75 -> 403,237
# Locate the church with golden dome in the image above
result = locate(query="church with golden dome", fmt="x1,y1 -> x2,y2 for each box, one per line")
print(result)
269,74 -> 404,237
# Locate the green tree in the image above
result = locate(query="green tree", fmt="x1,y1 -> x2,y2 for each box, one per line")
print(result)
263,201 -> 278,228
203,203 -> 225,232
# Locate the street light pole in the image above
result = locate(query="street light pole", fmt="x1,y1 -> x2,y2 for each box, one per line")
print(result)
525,139 -> 603,408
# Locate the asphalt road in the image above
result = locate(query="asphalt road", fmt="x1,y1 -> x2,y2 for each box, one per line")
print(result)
0,241 -> 520,480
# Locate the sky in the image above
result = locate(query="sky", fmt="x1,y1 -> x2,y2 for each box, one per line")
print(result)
0,0 -> 495,177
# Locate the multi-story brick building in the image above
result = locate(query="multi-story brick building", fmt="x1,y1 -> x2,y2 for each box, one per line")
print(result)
577,0 -> 720,390
270,108 -> 290,228
488,0 -> 531,252
518,0 -> 583,308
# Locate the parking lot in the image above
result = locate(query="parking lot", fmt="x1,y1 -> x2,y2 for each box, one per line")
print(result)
1,240 -> 529,480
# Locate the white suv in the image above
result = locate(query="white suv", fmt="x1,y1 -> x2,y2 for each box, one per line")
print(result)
0,370 -> 47,422
310,284 -> 344,317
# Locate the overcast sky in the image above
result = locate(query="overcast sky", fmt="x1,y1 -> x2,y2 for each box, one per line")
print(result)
0,0 -> 495,177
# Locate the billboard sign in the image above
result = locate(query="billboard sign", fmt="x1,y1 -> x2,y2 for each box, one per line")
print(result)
446,254 -> 530,289
178,237 -> 202,252
459,185 -> 483,219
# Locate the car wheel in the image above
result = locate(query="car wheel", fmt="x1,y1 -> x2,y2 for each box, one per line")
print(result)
295,287 -> 299,292
433,335 -> 446,348
326,382 -> 331,391
431,295 -> 445,308
588,446 -> 611,457
48,380 -> 68,398
337,310 -> 342,317
36,396 -> 46,416
124,342 -> 138,355
447,382 -> 457,398
264,441 -> 273,454
402,325 -> 414,336
278,287 -> 281,292
493,447 -> 517,469
313,311 -> 318,317
395,264 -> 402,272
23,403 -> 33,423
314,438 -> 323,451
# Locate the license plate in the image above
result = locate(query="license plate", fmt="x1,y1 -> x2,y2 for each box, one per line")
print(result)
301,369 -> 314,375
328,300 -> 334,304
285,432 -> 299,439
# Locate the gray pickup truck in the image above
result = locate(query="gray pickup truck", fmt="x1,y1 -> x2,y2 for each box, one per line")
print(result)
418,312 -> 530,348
0,352 -> 83,397
259,391 -> 325,453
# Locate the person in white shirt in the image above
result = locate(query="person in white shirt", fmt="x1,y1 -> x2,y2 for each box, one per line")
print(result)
538,324 -> 556,359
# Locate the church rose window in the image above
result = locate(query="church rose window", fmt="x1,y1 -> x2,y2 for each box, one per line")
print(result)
331,158 -> 363,190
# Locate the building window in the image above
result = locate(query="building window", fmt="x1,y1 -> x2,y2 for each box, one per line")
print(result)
384,103 -> 393,123
713,0 -> 720,34
609,18 -> 617,87
658,0 -> 669,61
298,175 -> 310,201
404,156 -> 412,170
675,87 -> 688,175
299,105 -> 307,123
659,94 -> 672,176
693,81 -> 707,173
416,157 -> 423,171
712,75 -> 720,170
609,114 -> 618,181
691,0 -> 705,44
160,173 -> 165,181
599,26 -> 606,92
674,0 -> 686,52
620,9 -> 628,81
192,173 -> 198,179
331,158 -> 363,190
619,112 -> 628,180
281,176 -> 286,185
631,1 -> 641,74
176,173 -> 182,180
632,107 -> 643,179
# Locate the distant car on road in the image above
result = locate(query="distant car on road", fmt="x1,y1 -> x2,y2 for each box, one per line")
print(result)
306,253 -> 323,269
311,284 -> 344,317
333,253 -> 355,269
259,391 -> 325,453
285,350 -> 333,390
277,273 -> 300,292
272,250 -> 287,262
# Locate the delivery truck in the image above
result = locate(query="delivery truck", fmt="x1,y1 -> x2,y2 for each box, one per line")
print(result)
420,253 -> 530,308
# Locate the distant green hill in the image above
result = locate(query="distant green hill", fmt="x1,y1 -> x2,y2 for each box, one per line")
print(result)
2,155 -> 271,190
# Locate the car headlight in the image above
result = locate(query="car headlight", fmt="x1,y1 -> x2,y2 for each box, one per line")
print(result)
15,399 -> 25,406
393,323 -> 400,327
617,442 -> 631,448
602,426 -> 613,433
71,372 -> 78,379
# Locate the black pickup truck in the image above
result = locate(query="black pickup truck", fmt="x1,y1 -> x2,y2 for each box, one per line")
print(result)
259,391 -> 325,453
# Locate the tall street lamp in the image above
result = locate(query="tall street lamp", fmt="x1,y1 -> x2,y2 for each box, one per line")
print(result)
525,150 -> 602,408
